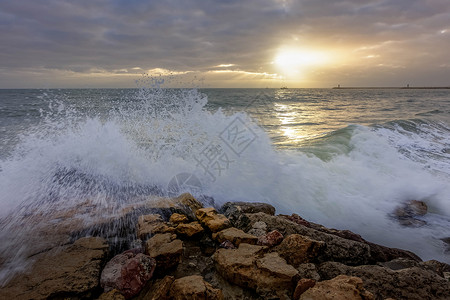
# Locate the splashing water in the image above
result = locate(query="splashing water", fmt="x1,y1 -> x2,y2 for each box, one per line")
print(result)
1,84 -> 450,284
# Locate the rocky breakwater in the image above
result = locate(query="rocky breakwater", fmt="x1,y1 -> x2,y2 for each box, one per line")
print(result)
0,194 -> 449,299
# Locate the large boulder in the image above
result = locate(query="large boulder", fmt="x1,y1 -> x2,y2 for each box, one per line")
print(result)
176,222 -> 204,238
145,233 -> 183,270
195,208 -> 231,233
100,251 -> 156,299
213,243 -> 299,298
0,237 -> 108,300
318,261 -> 450,300
169,275 -> 223,300
138,275 -> 174,300
241,213 -> 372,265
299,275 -> 374,300
275,234 -> 325,267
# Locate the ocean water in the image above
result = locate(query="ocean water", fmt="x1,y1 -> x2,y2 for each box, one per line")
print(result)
1,85 -> 450,281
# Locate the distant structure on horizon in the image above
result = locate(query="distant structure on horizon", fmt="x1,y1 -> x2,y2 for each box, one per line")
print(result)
332,84 -> 450,90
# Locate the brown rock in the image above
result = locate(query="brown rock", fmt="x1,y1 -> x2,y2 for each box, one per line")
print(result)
0,237 -> 108,300
212,227 -> 258,246
100,251 -> 156,299
136,214 -> 175,240
176,222 -> 204,237
170,275 -> 223,300
241,213 -> 377,265
139,275 -> 174,300
175,193 -> 204,217
293,278 -> 316,300
318,261 -> 450,300
97,289 -> 126,300
195,207 -> 231,232
394,200 -> 428,227
214,243 -> 299,298
145,233 -> 183,270
220,201 -> 276,226
275,234 -> 325,267
300,275 -> 374,300
257,230 -> 284,247
170,213 -> 189,224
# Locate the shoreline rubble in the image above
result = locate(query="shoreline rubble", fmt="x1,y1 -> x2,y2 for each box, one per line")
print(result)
0,193 -> 449,299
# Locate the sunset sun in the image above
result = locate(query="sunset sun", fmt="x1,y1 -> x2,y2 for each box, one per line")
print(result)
274,48 -> 331,77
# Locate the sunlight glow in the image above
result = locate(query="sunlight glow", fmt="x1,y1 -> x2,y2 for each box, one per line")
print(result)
274,48 -> 330,76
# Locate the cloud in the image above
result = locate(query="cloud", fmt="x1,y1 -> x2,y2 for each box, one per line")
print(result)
1,0 -> 450,87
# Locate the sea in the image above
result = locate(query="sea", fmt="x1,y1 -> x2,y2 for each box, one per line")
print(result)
1,84 -> 450,282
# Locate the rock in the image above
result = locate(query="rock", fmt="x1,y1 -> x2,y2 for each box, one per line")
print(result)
170,213 -> 189,224
138,275 -> 174,300
441,237 -> 450,253
195,207 -> 231,233
170,275 -> 224,300
145,233 -> 183,270
136,214 -> 175,240
98,289 -> 126,300
299,275 -> 374,300
378,257 -> 419,270
212,227 -> 258,246
174,193 -> 204,216
395,200 -> 428,217
0,237 -> 108,300
219,240 -> 236,249
275,234 -> 325,267
283,214 -> 422,263
257,230 -> 284,247
241,212 -> 419,265
247,221 -> 267,237
214,243 -> 299,298
394,200 -> 428,227
176,222 -> 204,237
318,261 -> 450,300
293,278 -> 316,300
220,202 -> 276,225
143,193 -> 203,219
297,263 -> 321,281
100,251 -> 156,299
419,260 -> 450,278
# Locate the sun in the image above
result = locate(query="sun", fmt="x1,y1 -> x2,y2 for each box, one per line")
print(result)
274,48 -> 331,76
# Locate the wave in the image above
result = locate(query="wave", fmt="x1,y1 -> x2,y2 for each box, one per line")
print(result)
0,86 -> 449,283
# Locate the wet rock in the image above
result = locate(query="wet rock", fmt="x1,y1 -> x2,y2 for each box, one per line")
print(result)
0,237 -> 108,300
138,275 -> 174,300
98,289 -> 126,300
214,243 -> 299,298
299,275 -> 374,300
275,234 -> 325,267
170,213 -> 189,224
136,214 -> 175,240
145,233 -> 183,270
394,200 -> 428,227
257,230 -> 284,247
221,202 -> 276,226
283,214 -> 422,263
176,222 -> 204,238
144,193 -> 203,219
212,227 -> 258,246
243,212 -> 409,265
247,221 -> 267,237
293,278 -> 316,300
100,251 -> 156,299
195,207 -> 231,233
419,260 -> 450,278
318,261 -> 450,300
297,263 -> 321,281
170,275 -> 224,300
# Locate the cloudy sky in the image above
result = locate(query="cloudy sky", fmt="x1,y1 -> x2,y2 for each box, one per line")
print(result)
1,0 -> 450,88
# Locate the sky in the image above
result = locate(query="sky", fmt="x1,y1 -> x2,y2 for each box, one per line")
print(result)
1,0 -> 450,88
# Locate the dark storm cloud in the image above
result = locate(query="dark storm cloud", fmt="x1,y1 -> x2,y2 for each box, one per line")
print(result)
1,0 -> 450,87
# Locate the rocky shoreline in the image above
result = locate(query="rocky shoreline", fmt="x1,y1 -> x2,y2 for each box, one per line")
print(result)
0,193 -> 449,299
